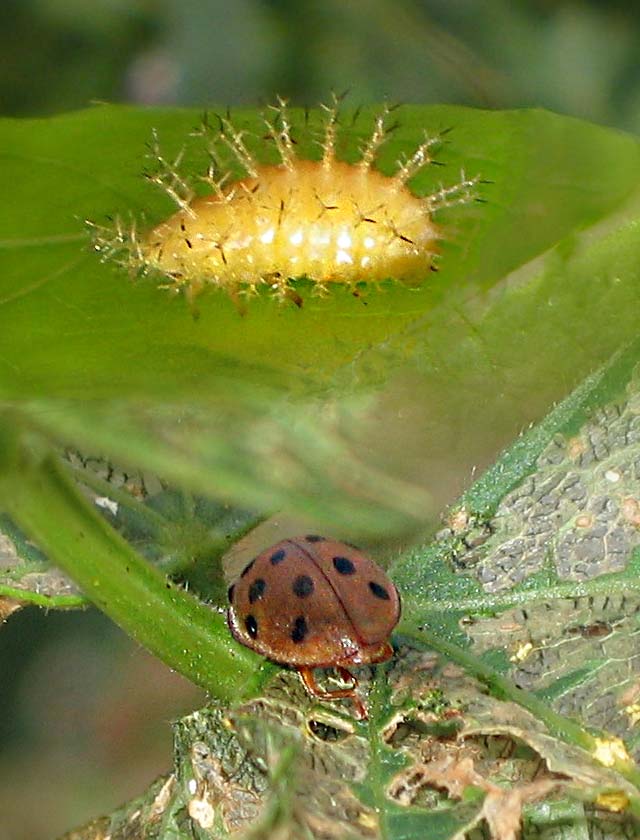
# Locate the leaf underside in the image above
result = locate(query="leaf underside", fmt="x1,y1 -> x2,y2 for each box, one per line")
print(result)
1,104 -> 640,535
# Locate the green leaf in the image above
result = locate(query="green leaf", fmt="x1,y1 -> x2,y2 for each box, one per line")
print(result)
388,341 -> 640,806
2,105 -> 640,535
393,338 -> 640,636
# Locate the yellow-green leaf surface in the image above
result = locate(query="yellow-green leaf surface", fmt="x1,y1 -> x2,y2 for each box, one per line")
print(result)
1,104 -> 640,536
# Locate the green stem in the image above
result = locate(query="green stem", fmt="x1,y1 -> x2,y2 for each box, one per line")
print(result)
0,432 -> 266,703
0,584 -> 86,609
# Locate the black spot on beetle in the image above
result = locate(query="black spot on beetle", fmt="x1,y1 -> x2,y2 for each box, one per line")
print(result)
333,556 -> 355,575
245,614 -> 258,638
249,578 -> 266,603
292,574 -> 314,598
270,549 -> 286,565
291,615 -> 308,643
305,534 -> 325,542
227,583 -> 235,602
369,581 -> 390,600
241,559 -> 255,577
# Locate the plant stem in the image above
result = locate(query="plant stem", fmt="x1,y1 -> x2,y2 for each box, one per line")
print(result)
0,430 -> 266,703
0,584 -> 86,609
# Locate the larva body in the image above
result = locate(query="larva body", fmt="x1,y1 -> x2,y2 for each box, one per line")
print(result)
143,159 -> 438,297
94,98 -> 478,304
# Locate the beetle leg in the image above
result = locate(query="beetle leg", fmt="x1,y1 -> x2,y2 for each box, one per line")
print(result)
297,666 -> 368,720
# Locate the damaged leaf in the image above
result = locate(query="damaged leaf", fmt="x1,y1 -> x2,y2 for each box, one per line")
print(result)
63,650 -> 640,839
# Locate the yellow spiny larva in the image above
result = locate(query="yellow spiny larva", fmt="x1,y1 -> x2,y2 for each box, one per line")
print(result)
92,97 -> 479,306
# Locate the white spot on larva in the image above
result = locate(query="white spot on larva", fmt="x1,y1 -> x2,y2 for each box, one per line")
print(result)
188,778 -> 198,795
90,96 -> 480,306
605,469 -> 621,483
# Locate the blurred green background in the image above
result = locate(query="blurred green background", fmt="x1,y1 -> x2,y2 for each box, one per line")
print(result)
2,1 -> 640,837
5,0 -> 640,129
